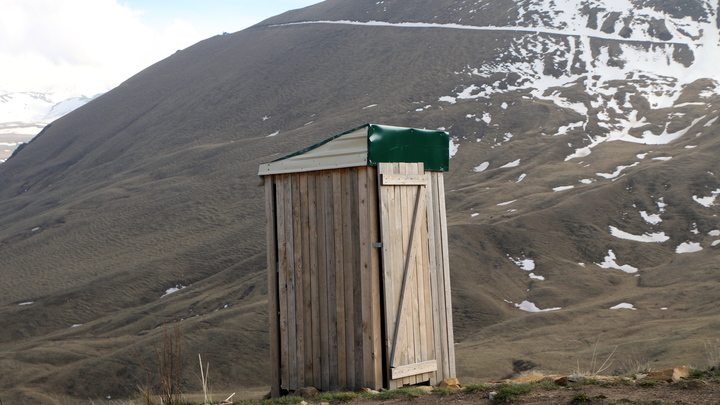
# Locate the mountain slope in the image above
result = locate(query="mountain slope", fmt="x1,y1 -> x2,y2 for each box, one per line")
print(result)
0,0 -> 718,402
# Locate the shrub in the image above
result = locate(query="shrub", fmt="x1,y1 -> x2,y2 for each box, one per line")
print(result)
638,379 -> 659,387
492,383 -> 533,403
464,383 -> 493,393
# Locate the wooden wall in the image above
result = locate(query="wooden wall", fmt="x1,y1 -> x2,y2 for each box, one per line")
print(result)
266,166 -> 383,394
265,163 -> 455,395
376,163 -> 455,389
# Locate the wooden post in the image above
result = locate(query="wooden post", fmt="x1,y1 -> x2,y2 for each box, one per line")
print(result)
265,177 -> 281,397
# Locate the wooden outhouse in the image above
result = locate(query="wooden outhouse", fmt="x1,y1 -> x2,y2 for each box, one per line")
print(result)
259,124 -> 455,396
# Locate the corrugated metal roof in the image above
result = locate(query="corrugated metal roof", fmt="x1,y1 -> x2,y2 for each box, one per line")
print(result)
258,124 -> 449,176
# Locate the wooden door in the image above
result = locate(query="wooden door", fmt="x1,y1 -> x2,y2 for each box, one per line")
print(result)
377,162 -> 437,388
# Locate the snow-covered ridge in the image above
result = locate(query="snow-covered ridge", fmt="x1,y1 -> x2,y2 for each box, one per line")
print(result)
273,1 -> 719,159
0,91 -> 97,123
271,18 -> 713,46
0,91 -> 98,162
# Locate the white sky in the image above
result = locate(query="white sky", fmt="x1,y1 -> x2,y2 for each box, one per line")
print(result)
0,0 -> 320,97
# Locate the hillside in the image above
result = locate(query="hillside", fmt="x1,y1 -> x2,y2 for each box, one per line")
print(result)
0,0 -> 718,402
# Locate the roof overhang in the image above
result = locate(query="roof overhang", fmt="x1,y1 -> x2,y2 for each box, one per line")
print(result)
258,124 -> 449,176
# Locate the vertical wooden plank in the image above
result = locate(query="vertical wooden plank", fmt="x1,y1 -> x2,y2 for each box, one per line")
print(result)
299,173 -> 314,386
292,173 -> 305,389
426,172 -> 442,384
400,163 -> 418,386
324,171 -> 339,389
308,174 -> 322,387
369,166 -> 383,388
275,175 -> 290,390
420,178 -> 436,385
332,171 -> 346,389
317,172 -> 331,390
341,168 -> 356,388
415,172 -> 431,370
437,173 -> 457,378
377,163 -> 397,389
358,166 -> 374,388
284,174 -> 298,390
430,172 -> 450,380
265,177 -> 281,397
394,163 -> 409,372
349,168 -> 363,389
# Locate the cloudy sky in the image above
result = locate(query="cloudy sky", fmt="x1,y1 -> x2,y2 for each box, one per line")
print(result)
0,0 -> 320,97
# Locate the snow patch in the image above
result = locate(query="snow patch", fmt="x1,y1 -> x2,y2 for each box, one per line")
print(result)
553,185 -> 574,192
509,257 -> 536,271
596,162 -> 639,179
18,302 -> 33,306
693,189 -> 720,207
640,211 -> 662,225
609,226 -> 669,243
517,173 -> 527,183
500,159 -> 520,168
557,121 -> 585,135
438,96 -> 457,104
449,137 -> 459,158
497,200 -> 517,206
596,250 -> 638,274
474,162 -> 490,172
515,300 -> 561,313
610,303 -> 637,310
162,285 -> 188,298
675,242 -> 703,253
481,112 -> 492,124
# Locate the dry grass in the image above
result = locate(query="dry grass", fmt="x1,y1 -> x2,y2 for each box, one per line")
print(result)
138,324 -> 183,405
198,354 -> 211,404
621,350 -> 655,375
572,340 -> 618,377
705,339 -> 720,371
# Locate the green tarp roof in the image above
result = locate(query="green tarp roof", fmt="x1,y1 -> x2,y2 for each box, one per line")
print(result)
258,124 -> 449,175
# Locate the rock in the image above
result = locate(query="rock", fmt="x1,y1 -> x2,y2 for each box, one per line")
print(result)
438,378 -> 462,389
646,366 -> 689,382
596,376 -> 633,383
293,387 -> 320,398
540,376 -> 560,384
568,375 -> 585,383
511,375 -> 547,383
415,385 -> 434,393
555,376 -> 569,386
488,391 -> 497,400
